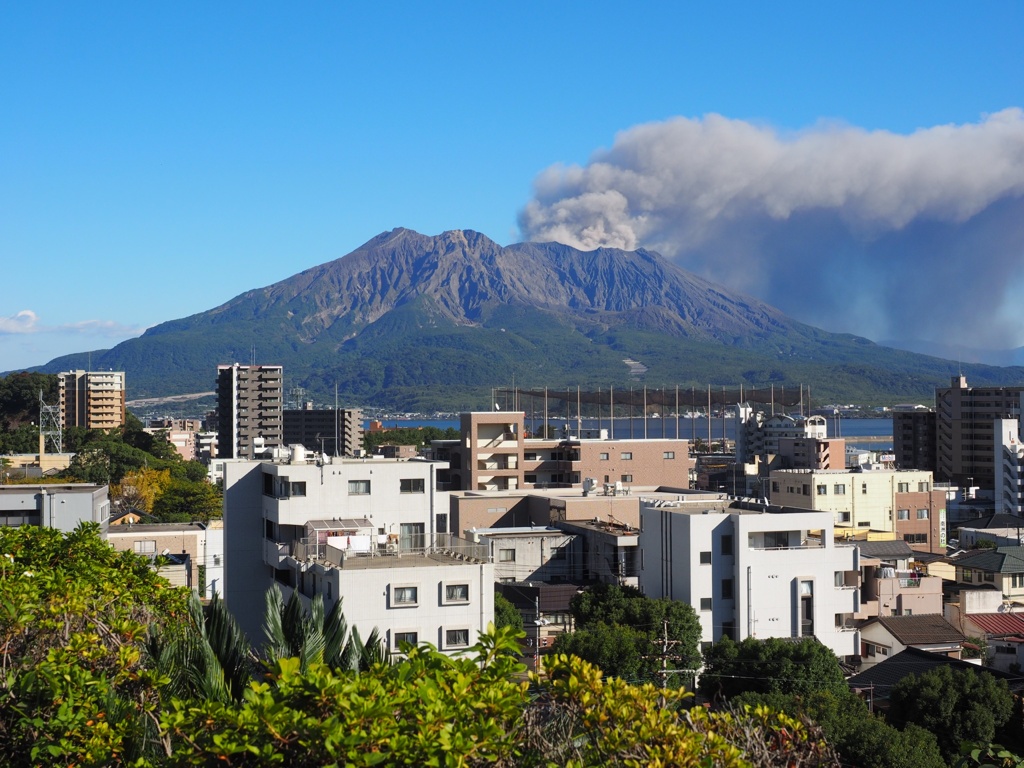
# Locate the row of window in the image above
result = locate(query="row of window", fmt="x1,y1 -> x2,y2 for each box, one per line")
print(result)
350,478 -> 426,495
394,628 -> 470,650
392,582 -> 470,607
699,580 -> 735,609
596,451 -> 676,460
262,474 -> 426,498
896,509 -> 929,520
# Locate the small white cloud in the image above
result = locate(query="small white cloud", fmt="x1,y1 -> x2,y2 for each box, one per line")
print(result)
58,319 -> 147,338
0,311 -> 146,339
0,310 -> 39,335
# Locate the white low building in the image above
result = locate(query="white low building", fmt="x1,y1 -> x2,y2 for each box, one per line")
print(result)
224,452 -> 493,652
638,497 -> 860,659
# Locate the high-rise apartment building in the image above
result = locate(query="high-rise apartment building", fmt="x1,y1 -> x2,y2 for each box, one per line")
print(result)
58,370 -> 126,430
935,376 -> 1024,487
892,410 -> 937,473
216,364 -> 284,459
282,405 -> 364,457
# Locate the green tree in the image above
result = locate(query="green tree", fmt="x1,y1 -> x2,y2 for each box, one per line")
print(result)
699,635 -> 848,701
151,478 -> 222,523
262,584 -> 386,673
552,583 -> 702,684
494,593 -> 524,634
735,689 -> 946,768
0,523 -> 190,766
888,665 -> 1015,762
162,625 -> 530,767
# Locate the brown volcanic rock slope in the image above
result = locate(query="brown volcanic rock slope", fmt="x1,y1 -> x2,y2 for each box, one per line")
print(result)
30,227 -> 1020,406
193,227 -> 799,343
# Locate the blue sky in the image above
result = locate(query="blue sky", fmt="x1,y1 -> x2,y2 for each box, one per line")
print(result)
2,2 -> 1022,371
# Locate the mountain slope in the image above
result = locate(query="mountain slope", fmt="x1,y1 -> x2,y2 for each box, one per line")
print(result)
25,228 -> 1024,410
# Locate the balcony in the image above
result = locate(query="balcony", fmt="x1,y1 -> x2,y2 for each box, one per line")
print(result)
478,457 -> 518,471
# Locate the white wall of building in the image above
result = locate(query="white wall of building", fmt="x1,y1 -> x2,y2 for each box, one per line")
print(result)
639,501 -> 859,658
223,455 -> 492,651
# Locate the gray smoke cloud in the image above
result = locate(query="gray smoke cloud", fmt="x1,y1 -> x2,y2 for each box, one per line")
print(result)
519,110 -> 1024,351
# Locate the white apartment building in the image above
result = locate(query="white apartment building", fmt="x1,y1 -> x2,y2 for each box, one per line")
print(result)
735,405 -> 827,464
223,453 -> 493,653
638,497 -> 860,659
994,418 -> 1024,516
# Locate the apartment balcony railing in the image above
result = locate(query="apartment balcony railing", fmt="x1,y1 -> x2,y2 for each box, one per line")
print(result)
279,533 -> 491,567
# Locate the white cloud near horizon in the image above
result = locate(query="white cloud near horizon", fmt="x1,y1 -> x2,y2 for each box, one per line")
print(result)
0,310 -> 147,338
519,109 -> 1024,349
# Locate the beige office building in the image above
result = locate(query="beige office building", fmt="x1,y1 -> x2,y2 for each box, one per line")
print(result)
438,412 -> 692,493
58,370 -> 126,430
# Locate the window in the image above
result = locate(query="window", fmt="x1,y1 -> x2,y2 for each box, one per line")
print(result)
963,568 -> 973,582
984,572 -> 995,583
524,452 -> 538,461
599,452 -> 609,460
393,586 -> 418,606
722,578 -> 734,600
445,628 -> 470,648
348,479 -> 371,495
771,481 -> 780,492
904,532 -> 927,544
436,513 -> 448,534
134,540 -> 156,554
817,485 -> 827,496
663,451 -> 675,459
700,597 -> 713,611
763,531 -> 791,549
286,481 -> 304,497
834,484 -> 846,495
394,631 -> 418,648
400,478 -> 425,493
621,474 -> 633,483
898,482 -> 909,493
840,512 -> 851,523
722,621 -> 735,641
1012,573 -> 1024,589
918,482 -> 930,492
897,509 -> 910,520
262,472 -> 274,496
835,571 -> 845,587
720,534 -> 733,556
499,549 -> 516,562
620,452 -> 633,460
917,509 -> 928,520
699,551 -> 712,564
861,483 -> 868,495
445,583 -> 470,603
552,546 -> 567,560
802,484 -> 810,496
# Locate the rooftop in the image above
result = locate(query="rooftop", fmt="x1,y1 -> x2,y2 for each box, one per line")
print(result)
869,614 -> 965,645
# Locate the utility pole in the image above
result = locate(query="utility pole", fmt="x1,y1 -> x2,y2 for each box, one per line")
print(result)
648,618 -> 689,706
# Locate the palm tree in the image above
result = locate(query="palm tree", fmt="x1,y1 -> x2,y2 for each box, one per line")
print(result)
262,584 -> 387,672
148,591 -> 255,704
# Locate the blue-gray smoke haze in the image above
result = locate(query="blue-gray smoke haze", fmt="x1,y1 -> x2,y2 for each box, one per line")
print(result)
519,110 -> 1024,351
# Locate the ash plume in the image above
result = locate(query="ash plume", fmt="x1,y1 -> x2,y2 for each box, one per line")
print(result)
519,110 -> 1024,350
